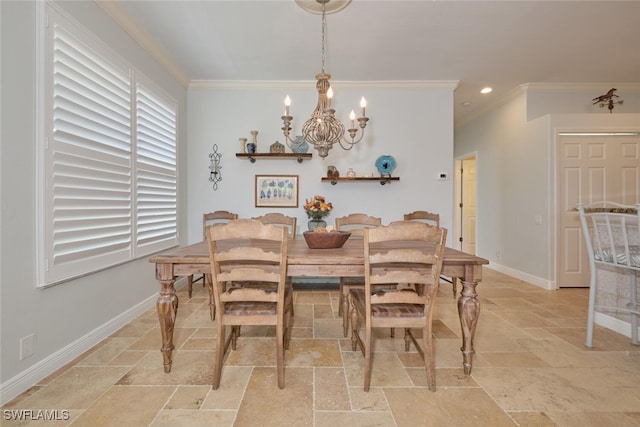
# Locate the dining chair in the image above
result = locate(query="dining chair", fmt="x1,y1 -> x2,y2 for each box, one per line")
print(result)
252,212 -> 297,239
335,213 -> 383,337
350,221 -> 447,391
189,210 -> 238,321
206,219 -> 293,389
403,210 -> 457,298
251,212 -> 297,315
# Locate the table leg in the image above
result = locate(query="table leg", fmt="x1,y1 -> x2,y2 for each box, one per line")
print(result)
457,279 -> 480,375
156,265 -> 178,373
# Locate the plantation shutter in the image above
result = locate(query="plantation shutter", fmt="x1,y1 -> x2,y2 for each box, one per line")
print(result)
46,21 -> 133,284
134,83 -> 178,255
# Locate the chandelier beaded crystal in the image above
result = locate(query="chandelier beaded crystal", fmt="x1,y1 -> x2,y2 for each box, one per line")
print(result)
281,0 -> 369,159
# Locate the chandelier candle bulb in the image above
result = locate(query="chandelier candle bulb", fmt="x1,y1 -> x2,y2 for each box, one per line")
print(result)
284,95 -> 291,116
360,97 -> 366,116
349,110 -> 355,128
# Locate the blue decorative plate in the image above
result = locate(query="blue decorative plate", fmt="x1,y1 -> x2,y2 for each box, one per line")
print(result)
291,135 -> 309,153
375,155 -> 396,175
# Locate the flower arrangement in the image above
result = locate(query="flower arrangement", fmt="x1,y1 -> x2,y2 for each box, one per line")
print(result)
303,195 -> 333,219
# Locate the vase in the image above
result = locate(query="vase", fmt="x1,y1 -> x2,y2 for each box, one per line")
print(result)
249,130 -> 258,153
308,218 -> 327,231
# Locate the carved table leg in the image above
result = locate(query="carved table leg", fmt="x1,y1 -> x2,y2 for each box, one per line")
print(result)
156,264 -> 178,373
457,279 -> 480,375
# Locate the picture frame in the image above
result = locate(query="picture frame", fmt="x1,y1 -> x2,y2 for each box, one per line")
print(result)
254,174 -> 299,208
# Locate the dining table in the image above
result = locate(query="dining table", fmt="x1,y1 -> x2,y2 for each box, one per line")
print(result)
149,238 -> 489,376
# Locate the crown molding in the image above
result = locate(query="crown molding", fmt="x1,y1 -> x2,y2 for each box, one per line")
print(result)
524,82 -> 640,93
95,1 -> 190,88
189,80 -> 459,90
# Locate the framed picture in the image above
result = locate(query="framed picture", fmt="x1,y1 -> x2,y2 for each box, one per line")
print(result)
254,175 -> 299,208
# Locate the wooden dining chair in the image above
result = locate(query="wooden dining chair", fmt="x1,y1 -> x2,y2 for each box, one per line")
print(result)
252,212 -> 297,239
335,213 -> 382,337
350,221 -> 447,391
206,219 -> 293,389
188,210 -> 238,322
403,210 -> 457,298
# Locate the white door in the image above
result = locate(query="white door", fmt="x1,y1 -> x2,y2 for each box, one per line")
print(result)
455,156 -> 477,254
557,133 -> 640,287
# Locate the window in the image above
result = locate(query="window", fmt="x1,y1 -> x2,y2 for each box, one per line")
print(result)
40,4 -> 177,286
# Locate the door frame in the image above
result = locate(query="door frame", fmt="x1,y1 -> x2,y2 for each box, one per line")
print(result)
455,152 -> 477,254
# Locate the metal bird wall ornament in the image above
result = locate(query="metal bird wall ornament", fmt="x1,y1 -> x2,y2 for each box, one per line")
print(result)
592,88 -> 623,113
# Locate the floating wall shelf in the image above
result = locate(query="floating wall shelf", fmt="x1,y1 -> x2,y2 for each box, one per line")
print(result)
236,153 -> 312,163
321,177 -> 400,186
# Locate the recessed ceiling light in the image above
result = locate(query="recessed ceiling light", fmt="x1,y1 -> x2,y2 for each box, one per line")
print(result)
480,87 -> 493,94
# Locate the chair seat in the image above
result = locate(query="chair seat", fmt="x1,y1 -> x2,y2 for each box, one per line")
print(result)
224,301 -> 277,315
223,287 -> 292,316
350,288 -> 425,318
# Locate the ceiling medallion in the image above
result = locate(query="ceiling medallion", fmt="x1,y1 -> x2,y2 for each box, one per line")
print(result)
294,0 -> 351,15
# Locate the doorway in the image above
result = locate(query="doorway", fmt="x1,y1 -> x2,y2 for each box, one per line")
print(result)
455,155 -> 477,254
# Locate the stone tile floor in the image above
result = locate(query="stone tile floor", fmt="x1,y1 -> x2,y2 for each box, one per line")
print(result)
3,269 -> 640,426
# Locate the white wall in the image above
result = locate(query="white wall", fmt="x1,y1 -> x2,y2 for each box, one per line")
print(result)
0,1 -> 187,404
456,85 -> 640,289
455,89 -> 552,285
187,83 -> 456,243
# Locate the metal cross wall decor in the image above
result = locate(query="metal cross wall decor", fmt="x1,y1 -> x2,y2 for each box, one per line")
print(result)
209,144 -> 222,190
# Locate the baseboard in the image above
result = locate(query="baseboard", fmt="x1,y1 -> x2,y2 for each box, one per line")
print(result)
595,312 -> 640,341
486,263 -> 556,290
0,291 -> 159,405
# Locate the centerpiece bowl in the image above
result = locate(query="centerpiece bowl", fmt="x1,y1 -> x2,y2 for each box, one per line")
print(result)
303,231 -> 351,249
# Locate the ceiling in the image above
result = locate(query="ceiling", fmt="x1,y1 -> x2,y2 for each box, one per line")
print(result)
101,1 -> 640,124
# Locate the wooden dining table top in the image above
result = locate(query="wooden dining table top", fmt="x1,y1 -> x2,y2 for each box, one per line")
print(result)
150,238 -> 489,279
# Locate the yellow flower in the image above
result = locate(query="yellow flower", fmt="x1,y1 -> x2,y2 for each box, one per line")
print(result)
304,195 -> 333,219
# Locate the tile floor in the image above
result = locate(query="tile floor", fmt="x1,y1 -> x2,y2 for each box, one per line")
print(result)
3,269 -> 640,426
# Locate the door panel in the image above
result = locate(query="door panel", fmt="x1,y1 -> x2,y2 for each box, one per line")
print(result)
557,134 -> 640,287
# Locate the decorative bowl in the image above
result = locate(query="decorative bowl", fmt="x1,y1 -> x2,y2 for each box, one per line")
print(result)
303,231 -> 351,249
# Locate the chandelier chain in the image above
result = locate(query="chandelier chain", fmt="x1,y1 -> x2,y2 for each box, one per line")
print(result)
321,1 -> 326,73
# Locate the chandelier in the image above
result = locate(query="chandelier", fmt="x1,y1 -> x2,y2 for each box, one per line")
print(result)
281,0 -> 369,159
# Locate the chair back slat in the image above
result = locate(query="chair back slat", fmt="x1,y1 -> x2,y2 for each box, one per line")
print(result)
335,213 -> 382,237
403,210 -> 440,227
203,210 -> 238,239
369,289 -> 430,304
252,213 -> 297,239
369,270 -> 435,287
217,286 -> 279,303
